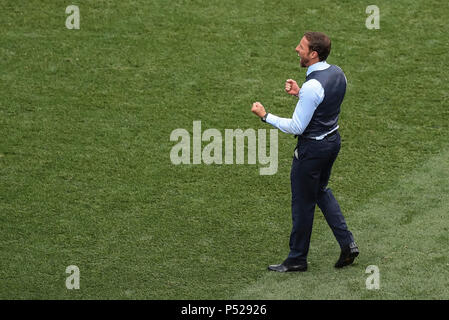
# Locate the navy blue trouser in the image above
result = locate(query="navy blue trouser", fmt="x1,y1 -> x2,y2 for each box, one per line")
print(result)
288,132 -> 354,262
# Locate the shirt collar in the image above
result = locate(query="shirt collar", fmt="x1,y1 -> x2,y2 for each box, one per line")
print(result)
306,61 -> 330,76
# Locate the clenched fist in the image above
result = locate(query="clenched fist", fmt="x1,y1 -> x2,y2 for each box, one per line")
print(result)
251,102 -> 266,118
285,79 -> 300,96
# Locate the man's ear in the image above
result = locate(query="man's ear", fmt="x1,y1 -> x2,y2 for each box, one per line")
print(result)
310,50 -> 318,60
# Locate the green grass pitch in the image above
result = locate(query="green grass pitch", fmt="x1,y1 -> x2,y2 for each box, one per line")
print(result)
1,0 -> 448,299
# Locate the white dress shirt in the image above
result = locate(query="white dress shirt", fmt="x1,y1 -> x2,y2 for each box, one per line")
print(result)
266,61 -> 339,139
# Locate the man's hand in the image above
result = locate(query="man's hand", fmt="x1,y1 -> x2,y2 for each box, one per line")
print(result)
251,102 -> 266,118
285,79 -> 300,96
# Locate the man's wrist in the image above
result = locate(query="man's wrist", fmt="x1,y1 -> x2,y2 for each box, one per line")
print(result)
261,112 -> 269,123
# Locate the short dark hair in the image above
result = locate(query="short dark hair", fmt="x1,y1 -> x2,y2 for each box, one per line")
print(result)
303,31 -> 331,61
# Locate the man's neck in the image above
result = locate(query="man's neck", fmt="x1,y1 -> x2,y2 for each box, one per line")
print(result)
307,60 -> 321,68
306,60 -> 330,76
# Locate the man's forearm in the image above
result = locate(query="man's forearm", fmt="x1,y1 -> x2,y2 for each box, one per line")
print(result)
265,113 -> 305,135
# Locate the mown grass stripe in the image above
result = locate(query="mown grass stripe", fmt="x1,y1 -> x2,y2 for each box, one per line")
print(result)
234,147 -> 449,299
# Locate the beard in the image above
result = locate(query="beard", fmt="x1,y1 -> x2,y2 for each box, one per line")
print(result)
300,56 -> 309,68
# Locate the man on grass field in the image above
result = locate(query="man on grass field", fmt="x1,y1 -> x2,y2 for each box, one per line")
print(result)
251,31 -> 359,272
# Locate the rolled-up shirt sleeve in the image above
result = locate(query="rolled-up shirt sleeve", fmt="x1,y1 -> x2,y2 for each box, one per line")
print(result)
265,79 -> 324,135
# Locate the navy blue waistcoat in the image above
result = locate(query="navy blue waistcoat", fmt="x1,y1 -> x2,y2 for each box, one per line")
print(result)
301,65 -> 347,138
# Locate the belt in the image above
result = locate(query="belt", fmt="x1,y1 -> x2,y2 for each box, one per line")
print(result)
296,129 -> 338,141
